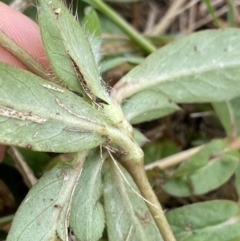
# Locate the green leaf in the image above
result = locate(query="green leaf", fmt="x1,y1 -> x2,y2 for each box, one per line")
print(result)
213,97 -> 240,138
234,162 -> 240,199
83,7 -> 102,37
101,56 -> 143,73
188,151 -> 239,195
6,151 -> 88,241
83,7 -> 102,66
114,29 -> 240,123
38,0 -> 84,94
173,140 -> 227,177
70,149 -> 105,241
143,141 -> 181,165
103,158 -> 163,241
122,90 -> 179,124
18,148 -> 51,177
133,128 -> 148,147
40,0 -> 109,104
162,140 -> 240,196
0,63 -> 108,152
167,200 -> 240,241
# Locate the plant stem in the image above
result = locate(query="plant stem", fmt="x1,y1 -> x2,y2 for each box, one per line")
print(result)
0,30 -> 51,80
145,145 -> 204,170
121,160 -> 176,241
145,136 -> 240,170
0,214 -> 14,227
89,0 -> 157,54
106,109 -> 175,240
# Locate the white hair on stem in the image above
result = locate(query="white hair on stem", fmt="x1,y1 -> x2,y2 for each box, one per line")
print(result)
108,150 -> 161,211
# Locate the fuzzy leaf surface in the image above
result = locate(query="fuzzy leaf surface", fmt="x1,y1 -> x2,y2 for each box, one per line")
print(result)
6,152 -> 87,241
42,0 -> 109,103
114,29 -> 240,123
70,150 -> 105,241
103,159 -> 163,241
0,63 -> 108,152
38,0 -> 84,94
167,200 -> 240,241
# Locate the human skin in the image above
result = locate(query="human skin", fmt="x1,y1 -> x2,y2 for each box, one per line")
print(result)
0,2 -> 50,162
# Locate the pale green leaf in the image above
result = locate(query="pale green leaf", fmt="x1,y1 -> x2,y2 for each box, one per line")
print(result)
213,97 -> 240,138
114,29 -> 240,123
70,149 -> 105,241
41,0 -> 109,103
38,0 -> 84,94
0,63 -> 108,152
83,7 -> 102,65
101,57 -> 143,73
6,152 -> 87,241
162,140 -> 240,196
122,90 -> 179,124
83,7 -> 102,37
234,163 -> 240,199
174,140 -> 227,177
143,141 -> 181,165
167,200 -> 240,241
133,128 -> 148,147
189,151 -> 239,195
103,158 -> 163,241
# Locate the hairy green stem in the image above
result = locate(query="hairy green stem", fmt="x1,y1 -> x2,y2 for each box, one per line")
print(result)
106,122 -> 176,241
121,160 -> 176,241
89,0 -> 157,54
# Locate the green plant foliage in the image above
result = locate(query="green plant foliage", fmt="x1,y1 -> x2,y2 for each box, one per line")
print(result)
101,56 -> 143,73
122,90 -> 179,124
70,150 -> 105,241
103,158 -> 163,241
133,128 -> 149,147
115,29 -> 240,124
234,163 -> 240,199
1,0 -> 240,240
213,97 -> 240,138
167,200 -> 240,241
83,7 -> 102,37
6,152 -> 88,241
39,0 -> 109,104
18,148 -> 51,177
143,141 -> 181,165
38,0 -> 84,94
162,140 -> 240,196
0,63 -> 108,152
83,7 -> 102,66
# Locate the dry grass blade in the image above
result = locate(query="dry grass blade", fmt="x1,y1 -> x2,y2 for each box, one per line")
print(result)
7,147 -> 37,188
151,0 -> 187,35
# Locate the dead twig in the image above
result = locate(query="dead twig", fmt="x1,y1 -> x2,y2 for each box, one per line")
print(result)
145,137 -> 240,171
8,146 -> 37,188
151,0 -> 187,35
